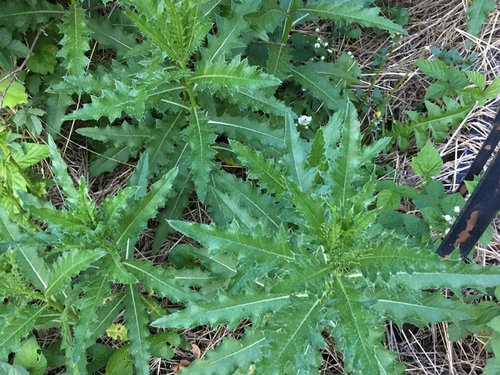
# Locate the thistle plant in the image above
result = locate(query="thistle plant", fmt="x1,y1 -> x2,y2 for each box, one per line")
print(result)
151,103 -> 500,374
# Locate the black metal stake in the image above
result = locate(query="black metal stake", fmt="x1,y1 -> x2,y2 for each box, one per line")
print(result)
437,107 -> 500,259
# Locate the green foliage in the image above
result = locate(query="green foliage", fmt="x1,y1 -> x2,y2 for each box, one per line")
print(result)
390,61 -> 499,149
152,103 -> 499,374
57,3 -> 90,75
467,0 -> 495,39
0,126 -> 48,226
1,1 -> 499,373
0,80 -> 28,108
0,137 -> 189,374
411,141 -> 443,180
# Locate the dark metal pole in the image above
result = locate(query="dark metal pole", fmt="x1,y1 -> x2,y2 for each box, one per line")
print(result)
438,107 -> 500,259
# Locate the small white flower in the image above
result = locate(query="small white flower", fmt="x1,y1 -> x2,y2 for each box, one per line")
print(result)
317,37 -> 322,42
323,41 -> 328,47
444,228 -> 450,235
327,48 -> 333,54
443,214 -> 453,223
347,51 -> 353,56
297,115 -> 312,126
454,206 -> 460,213
301,88 -> 306,91
314,43 -> 321,48
315,27 -> 320,33
320,55 -> 325,60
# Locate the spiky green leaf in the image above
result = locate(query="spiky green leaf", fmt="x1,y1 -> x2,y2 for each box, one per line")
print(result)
297,4 -> 406,35
57,4 -> 90,75
124,285 -> 150,375
113,167 -> 178,247
153,292 -> 291,329
168,221 -> 296,261
45,250 -> 106,297
191,56 -> 281,90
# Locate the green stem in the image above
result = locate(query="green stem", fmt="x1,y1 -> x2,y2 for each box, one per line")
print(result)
33,293 -> 64,313
281,0 -> 299,44
358,43 -> 397,112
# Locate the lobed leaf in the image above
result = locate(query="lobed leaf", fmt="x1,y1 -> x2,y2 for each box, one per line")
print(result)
152,292 -> 291,329
191,56 -> 281,91
124,285 -> 150,375
45,249 -> 106,297
57,3 -> 90,75
113,167 -> 178,247
168,220 -> 296,261
122,259 -> 206,302
297,3 -> 406,35
185,110 -> 216,201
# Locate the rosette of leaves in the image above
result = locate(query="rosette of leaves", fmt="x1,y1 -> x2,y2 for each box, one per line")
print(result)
52,0 -> 406,190
152,102 -> 500,374
0,137 -> 208,374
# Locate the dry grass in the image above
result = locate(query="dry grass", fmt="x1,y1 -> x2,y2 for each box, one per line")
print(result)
33,0 -> 499,373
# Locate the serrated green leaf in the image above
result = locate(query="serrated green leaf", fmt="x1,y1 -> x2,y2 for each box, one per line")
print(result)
208,114 -> 284,149
87,16 -> 137,57
176,331 -> 265,375
391,100 -> 473,150
47,135 -> 79,208
297,4 -> 406,35
122,259 -> 206,302
114,167 -> 178,247
77,121 -> 151,154
0,304 -> 49,359
15,246 -> 50,292
209,169 -> 282,231
124,285 -> 150,375
200,1 -> 259,66
291,65 -> 343,111
65,81 -> 146,122
230,140 -> 286,194
374,292 -> 473,329
153,292 -> 291,329
191,56 -> 281,90
417,60 -> 449,81
186,110 -> 216,201
26,42 -> 57,75
389,262 -> 500,292
330,101 -> 362,206
328,276 -> 403,374
57,4 -> 90,75
45,93 -> 73,138
72,275 -> 111,367
283,111 -> 315,191
259,298 -> 324,374
89,145 -> 131,177
45,250 -> 106,297
13,336 -> 47,375
266,42 -> 291,80
0,206 -> 21,242
467,0 -> 495,38
16,142 -> 49,168
411,141 -> 443,179
168,220 -> 295,261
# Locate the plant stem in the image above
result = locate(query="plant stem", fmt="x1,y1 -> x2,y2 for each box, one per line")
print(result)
281,0 -> 299,44
33,293 -> 65,313
358,43 -> 397,112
